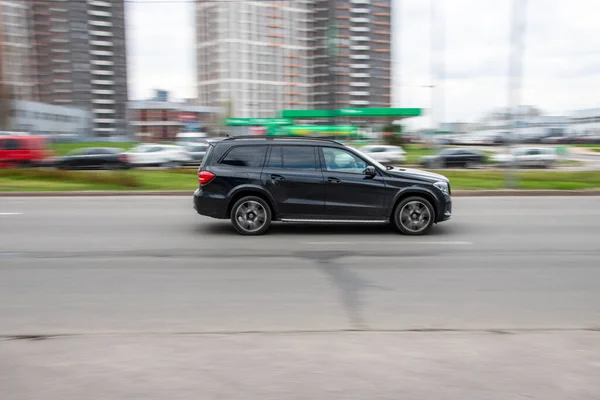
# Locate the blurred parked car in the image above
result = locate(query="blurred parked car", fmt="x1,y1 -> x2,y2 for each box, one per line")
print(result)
0,135 -> 49,167
492,147 -> 557,168
183,142 -> 210,165
125,144 -> 191,168
420,148 -> 487,169
360,145 -> 406,164
54,147 -> 130,170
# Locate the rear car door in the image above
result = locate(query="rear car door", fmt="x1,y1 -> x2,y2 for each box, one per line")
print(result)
320,147 -> 388,219
261,145 -> 325,218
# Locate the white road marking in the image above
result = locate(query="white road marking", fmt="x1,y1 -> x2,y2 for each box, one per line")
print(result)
0,212 -> 23,216
304,241 -> 473,246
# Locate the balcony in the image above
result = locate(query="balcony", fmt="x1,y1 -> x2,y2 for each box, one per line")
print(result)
351,45 -> 370,51
92,79 -> 115,85
92,89 -> 115,95
350,100 -> 370,105
350,8 -> 370,13
88,0 -> 111,7
89,20 -> 113,27
350,27 -> 370,32
350,64 -> 370,69
92,70 -> 115,76
90,50 -> 114,57
350,73 -> 370,78
92,99 -> 116,104
88,10 -> 112,17
350,17 -> 370,23
351,36 -> 370,42
350,54 -> 370,60
350,82 -> 370,87
90,40 -> 113,47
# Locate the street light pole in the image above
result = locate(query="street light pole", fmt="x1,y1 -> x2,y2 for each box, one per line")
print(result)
506,0 -> 528,188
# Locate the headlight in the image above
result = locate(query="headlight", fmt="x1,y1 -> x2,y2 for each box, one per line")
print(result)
434,181 -> 449,194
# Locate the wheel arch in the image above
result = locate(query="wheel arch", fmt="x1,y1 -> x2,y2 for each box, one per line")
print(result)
226,186 -> 278,219
390,188 -> 439,222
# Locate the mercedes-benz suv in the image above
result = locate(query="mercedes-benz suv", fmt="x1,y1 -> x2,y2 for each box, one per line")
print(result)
193,137 -> 451,235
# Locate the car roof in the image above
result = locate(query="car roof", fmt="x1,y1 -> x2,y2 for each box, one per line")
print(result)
219,136 -> 345,147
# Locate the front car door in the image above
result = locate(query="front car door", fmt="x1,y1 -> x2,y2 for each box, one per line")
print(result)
320,147 -> 388,219
261,145 -> 325,219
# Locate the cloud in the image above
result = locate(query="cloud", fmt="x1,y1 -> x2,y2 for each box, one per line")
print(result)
126,1 -> 196,100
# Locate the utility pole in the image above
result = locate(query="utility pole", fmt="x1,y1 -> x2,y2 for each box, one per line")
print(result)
506,0 -> 528,188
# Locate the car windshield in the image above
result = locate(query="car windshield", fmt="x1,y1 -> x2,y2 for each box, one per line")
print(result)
346,145 -> 387,170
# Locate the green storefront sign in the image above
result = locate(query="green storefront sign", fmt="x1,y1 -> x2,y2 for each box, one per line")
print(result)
281,108 -> 422,119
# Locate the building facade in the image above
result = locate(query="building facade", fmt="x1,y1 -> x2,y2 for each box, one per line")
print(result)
9,99 -> 91,138
128,99 -> 221,141
0,0 -> 38,101
570,108 -> 600,136
28,0 -> 128,138
313,0 -> 392,109
195,0 -> 391,117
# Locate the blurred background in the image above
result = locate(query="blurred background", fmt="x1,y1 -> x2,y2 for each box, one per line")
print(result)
0,0 -> 599,191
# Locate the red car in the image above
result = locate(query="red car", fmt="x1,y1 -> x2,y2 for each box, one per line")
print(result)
0,135 -> 50,167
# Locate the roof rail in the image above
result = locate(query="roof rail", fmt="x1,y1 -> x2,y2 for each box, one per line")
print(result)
222,135 -> 344,145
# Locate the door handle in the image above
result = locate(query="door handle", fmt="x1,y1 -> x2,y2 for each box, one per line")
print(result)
270,174 -> 285,181
327,177 -> 341,184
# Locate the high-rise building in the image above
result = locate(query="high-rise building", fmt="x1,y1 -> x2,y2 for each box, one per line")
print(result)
314,0 -> 392,109
195,0 -> 391,117
0,0 -> 38,101
196,1 -> 314,118
29,0 -> 128,137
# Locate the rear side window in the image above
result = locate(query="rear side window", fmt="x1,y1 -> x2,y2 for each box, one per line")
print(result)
282,146 -> 317,170
220,145 -> 267,168
1,139 -> 20,150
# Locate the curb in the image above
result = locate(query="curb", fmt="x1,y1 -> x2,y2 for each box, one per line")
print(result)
2,190 -> 600,197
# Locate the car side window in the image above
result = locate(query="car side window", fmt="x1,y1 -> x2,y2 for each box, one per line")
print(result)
322,148 -> 367,174
282,146 -> 317,170
220,145 -> 267,168
2,139 -> 20,150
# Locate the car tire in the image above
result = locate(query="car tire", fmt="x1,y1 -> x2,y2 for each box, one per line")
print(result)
230,196 -> 272,236
392,196 -> 435,236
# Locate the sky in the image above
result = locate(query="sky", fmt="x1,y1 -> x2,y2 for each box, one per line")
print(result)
127,0 -> 600,128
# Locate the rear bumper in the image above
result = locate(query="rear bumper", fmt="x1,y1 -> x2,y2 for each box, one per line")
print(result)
193,188 -> 228,219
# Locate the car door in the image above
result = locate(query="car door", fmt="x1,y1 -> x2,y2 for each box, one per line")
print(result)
320,147 -> 388,219
261,145 -> 326,218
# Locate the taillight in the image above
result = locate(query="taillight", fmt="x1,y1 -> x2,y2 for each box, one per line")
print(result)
119,155 -> 128,162
198,170 -> 215,185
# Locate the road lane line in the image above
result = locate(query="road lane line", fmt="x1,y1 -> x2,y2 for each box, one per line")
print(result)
0,213 -> 23,216
303,241 -> 473,246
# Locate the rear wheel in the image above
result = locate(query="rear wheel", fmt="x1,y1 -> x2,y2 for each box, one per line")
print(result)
392,196 -> 435,235
230,196 -> 272,236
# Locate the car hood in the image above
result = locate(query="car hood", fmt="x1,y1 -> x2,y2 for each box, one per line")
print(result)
385,167 -> 449,183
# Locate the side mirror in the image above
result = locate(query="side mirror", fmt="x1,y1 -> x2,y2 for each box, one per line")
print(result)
364,165 -> 377,177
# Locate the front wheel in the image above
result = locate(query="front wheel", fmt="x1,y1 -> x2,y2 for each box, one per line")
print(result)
230,196 -> 272,236
392,196 -> 435,235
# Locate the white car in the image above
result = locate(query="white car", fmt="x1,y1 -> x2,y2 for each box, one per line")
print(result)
360,145 -> 406,164
125,144 -> 191,168
492,147 -> 557,168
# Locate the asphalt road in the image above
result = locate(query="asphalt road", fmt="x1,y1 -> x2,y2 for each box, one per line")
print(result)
1,196 -> 600,399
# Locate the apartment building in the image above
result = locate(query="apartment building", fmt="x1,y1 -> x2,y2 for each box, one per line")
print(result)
29,0 -> 128,137
0,0 -> 37,101
195,0 -> 391,117
316,0 -> 392,109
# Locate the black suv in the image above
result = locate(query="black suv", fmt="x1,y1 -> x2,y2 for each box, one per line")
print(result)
193,137 -> 451,235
